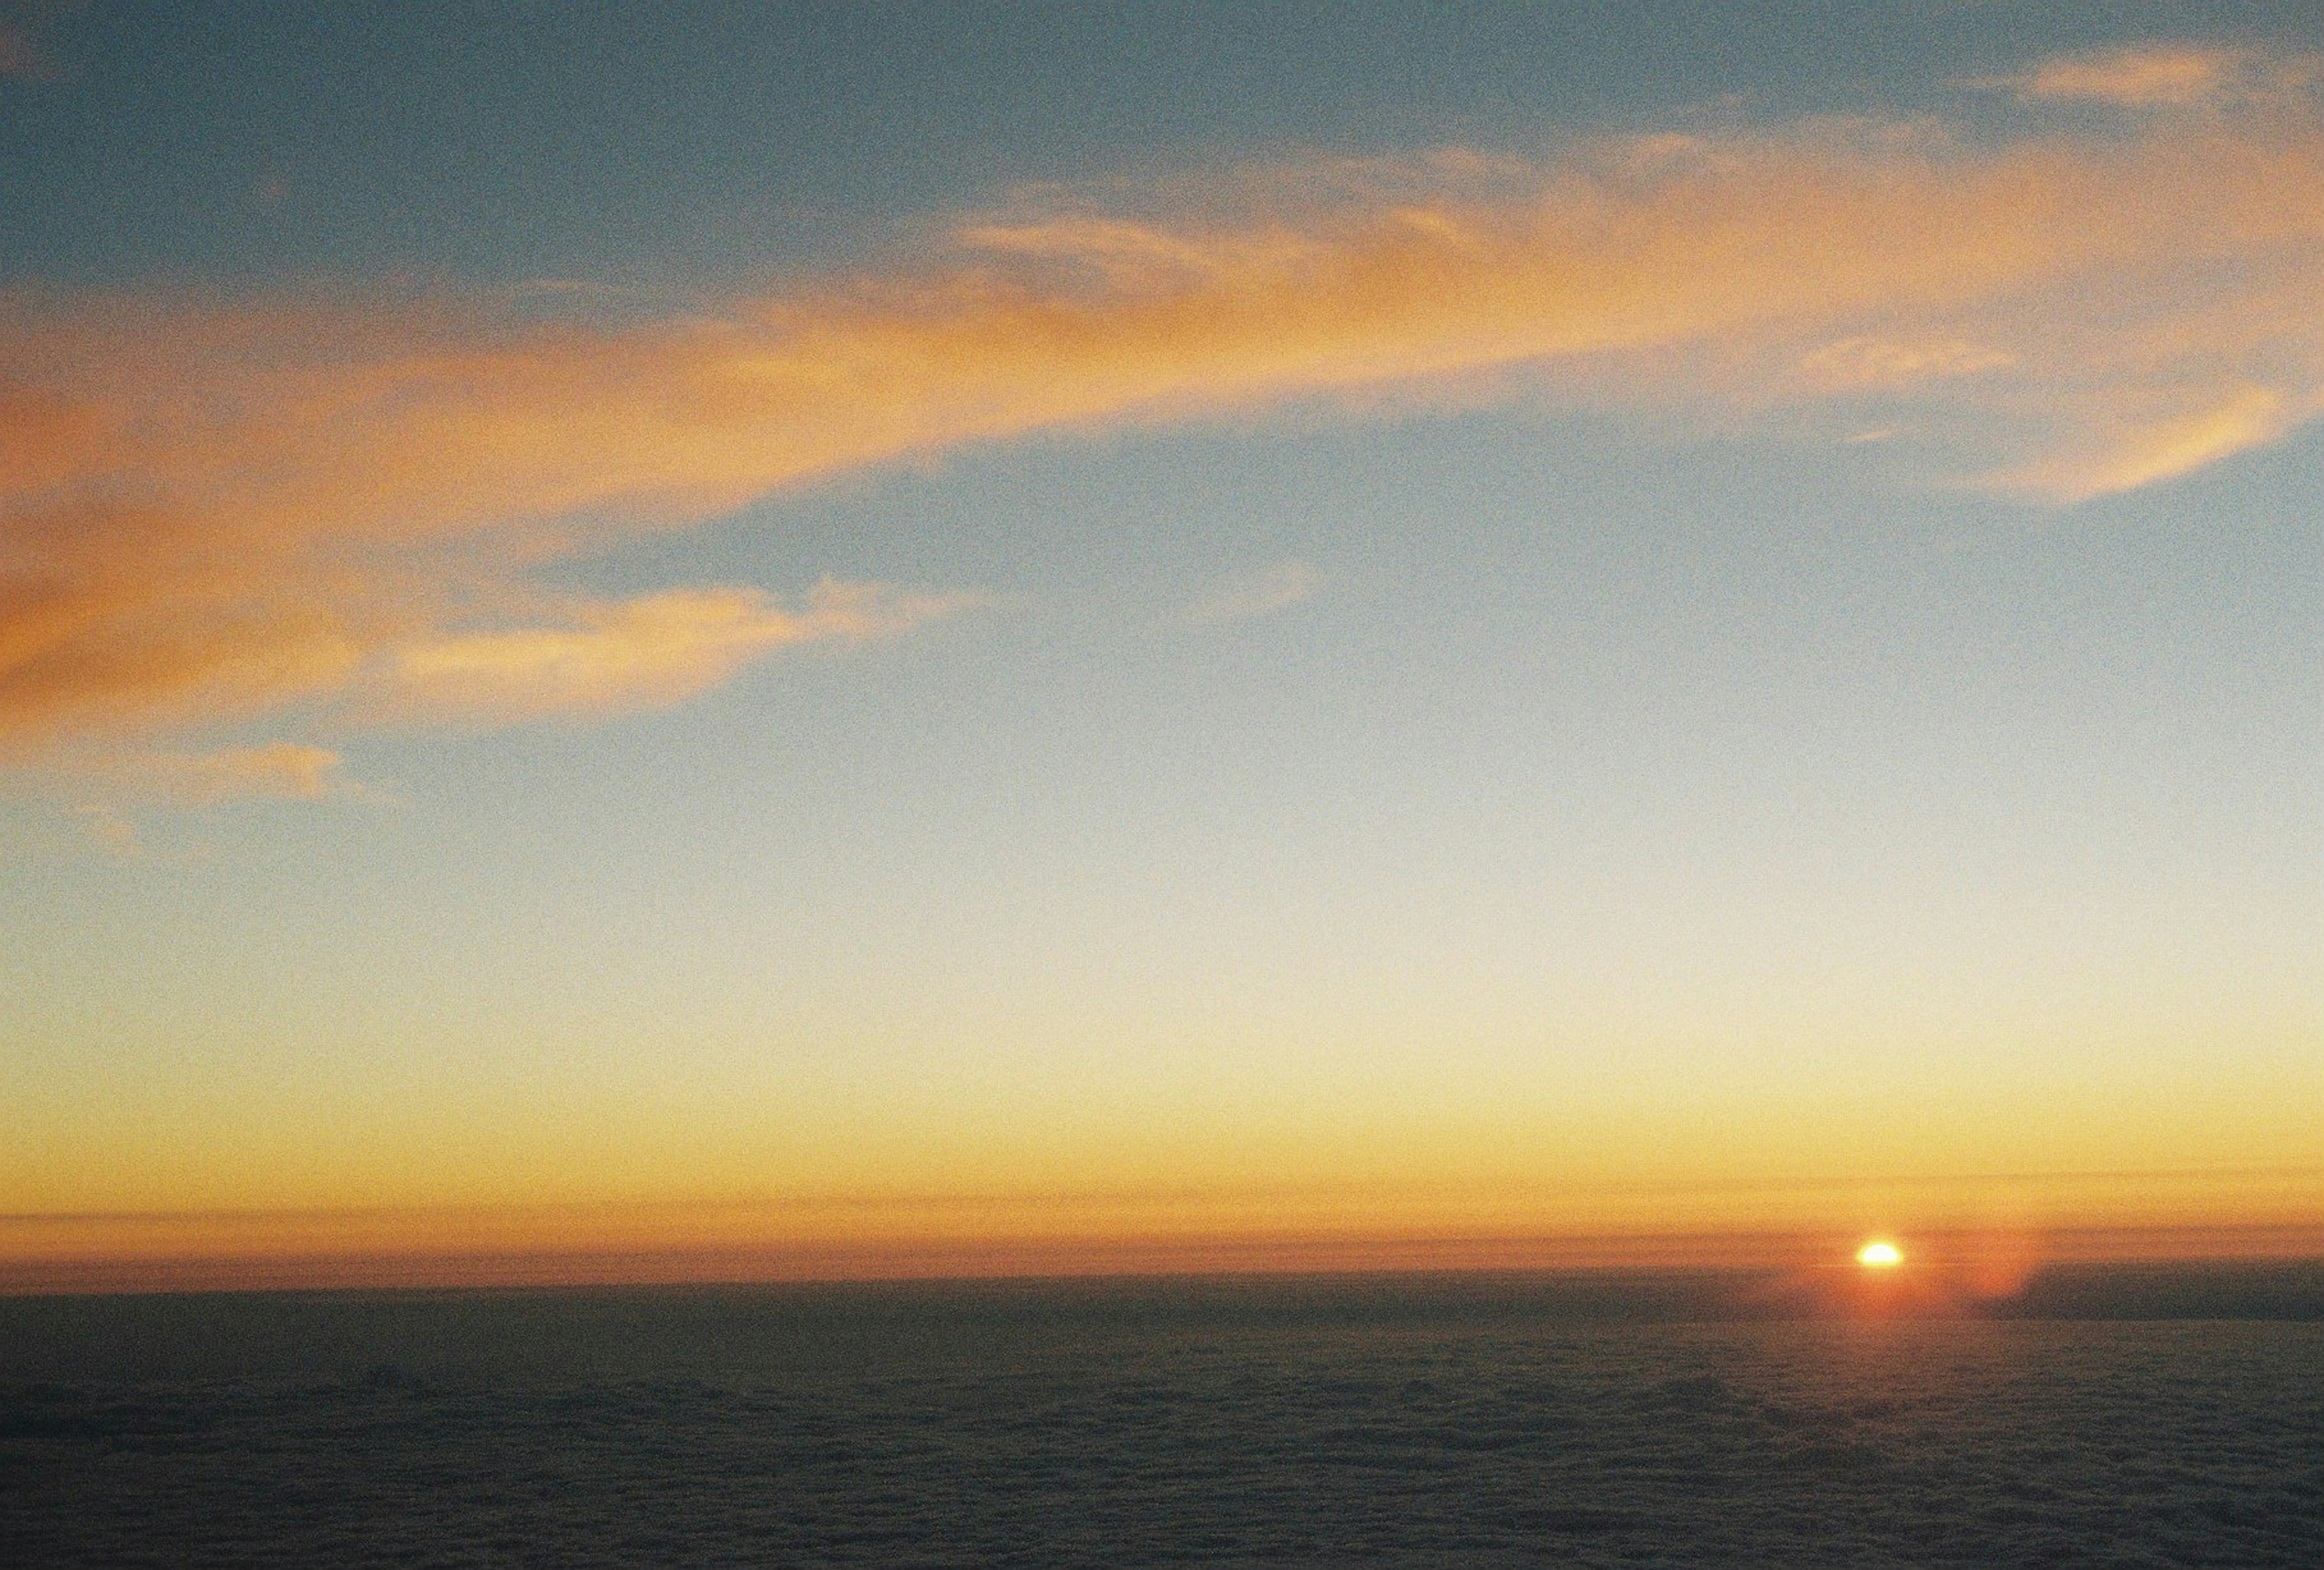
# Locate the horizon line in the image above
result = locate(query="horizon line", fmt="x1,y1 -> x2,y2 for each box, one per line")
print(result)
7,1220 -> 2317,1300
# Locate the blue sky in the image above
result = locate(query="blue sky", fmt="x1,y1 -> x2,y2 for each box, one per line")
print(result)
6,1 -> 2311,283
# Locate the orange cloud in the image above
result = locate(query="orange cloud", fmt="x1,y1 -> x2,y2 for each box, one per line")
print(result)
2000,383 -> 2323,502
2,90 -> 2318,761
113,740 -> 350,804
378,582 -> 967,724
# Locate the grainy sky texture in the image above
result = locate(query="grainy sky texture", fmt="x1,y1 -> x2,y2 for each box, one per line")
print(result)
1,2 -> 2317,1289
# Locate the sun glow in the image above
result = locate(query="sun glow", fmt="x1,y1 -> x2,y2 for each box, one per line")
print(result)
1857,1240 -> 1904,1269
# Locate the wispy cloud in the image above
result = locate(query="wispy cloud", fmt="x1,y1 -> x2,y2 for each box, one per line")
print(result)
72,802 -> 140,856
0,24 -> 40,79
1995,44 -> 2317,108
2,65 -> 2317,761
50,741 -> 355,853
1995,383 -> 2321,502
0,1 -> 68,84
116,741 -> 351,804
1180,560 -> 1321,626
378,582 -> 966,725
1793,336 -> 2017,393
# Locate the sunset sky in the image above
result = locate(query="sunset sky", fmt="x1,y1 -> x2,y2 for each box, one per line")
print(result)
2,2 -> 2317,1291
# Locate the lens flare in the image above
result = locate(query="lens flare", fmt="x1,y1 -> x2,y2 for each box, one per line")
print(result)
1857,1240 -> 1904,1268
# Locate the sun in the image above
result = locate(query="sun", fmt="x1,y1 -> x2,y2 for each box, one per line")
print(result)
1856,1240 -> 1904,1269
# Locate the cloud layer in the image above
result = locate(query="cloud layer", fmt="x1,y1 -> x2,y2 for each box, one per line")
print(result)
2,59 -> 2318,775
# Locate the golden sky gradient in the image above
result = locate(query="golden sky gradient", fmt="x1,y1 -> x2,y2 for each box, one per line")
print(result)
2,28 -> 2319,1292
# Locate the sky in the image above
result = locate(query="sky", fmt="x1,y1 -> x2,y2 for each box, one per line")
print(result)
1,2 -> 2318,1291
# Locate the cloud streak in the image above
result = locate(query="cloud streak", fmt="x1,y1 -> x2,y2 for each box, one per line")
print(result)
46,742 -> 355,852
1180,560 -> 1321,626
379,582 -> 967,725
0,25 -> 41,79
1998,44 -> 2319,109
116,741 -> 350,805
2,59 -> 2318,759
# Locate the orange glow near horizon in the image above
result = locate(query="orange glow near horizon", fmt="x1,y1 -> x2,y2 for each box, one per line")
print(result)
3,38 -> 2318,1306
3,1177 -> 2317,1296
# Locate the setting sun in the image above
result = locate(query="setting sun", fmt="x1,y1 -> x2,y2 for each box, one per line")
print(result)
1857,1241 -> 1905,1269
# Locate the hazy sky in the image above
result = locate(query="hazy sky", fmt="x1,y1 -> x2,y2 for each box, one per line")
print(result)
2,2 -> 2317,1287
